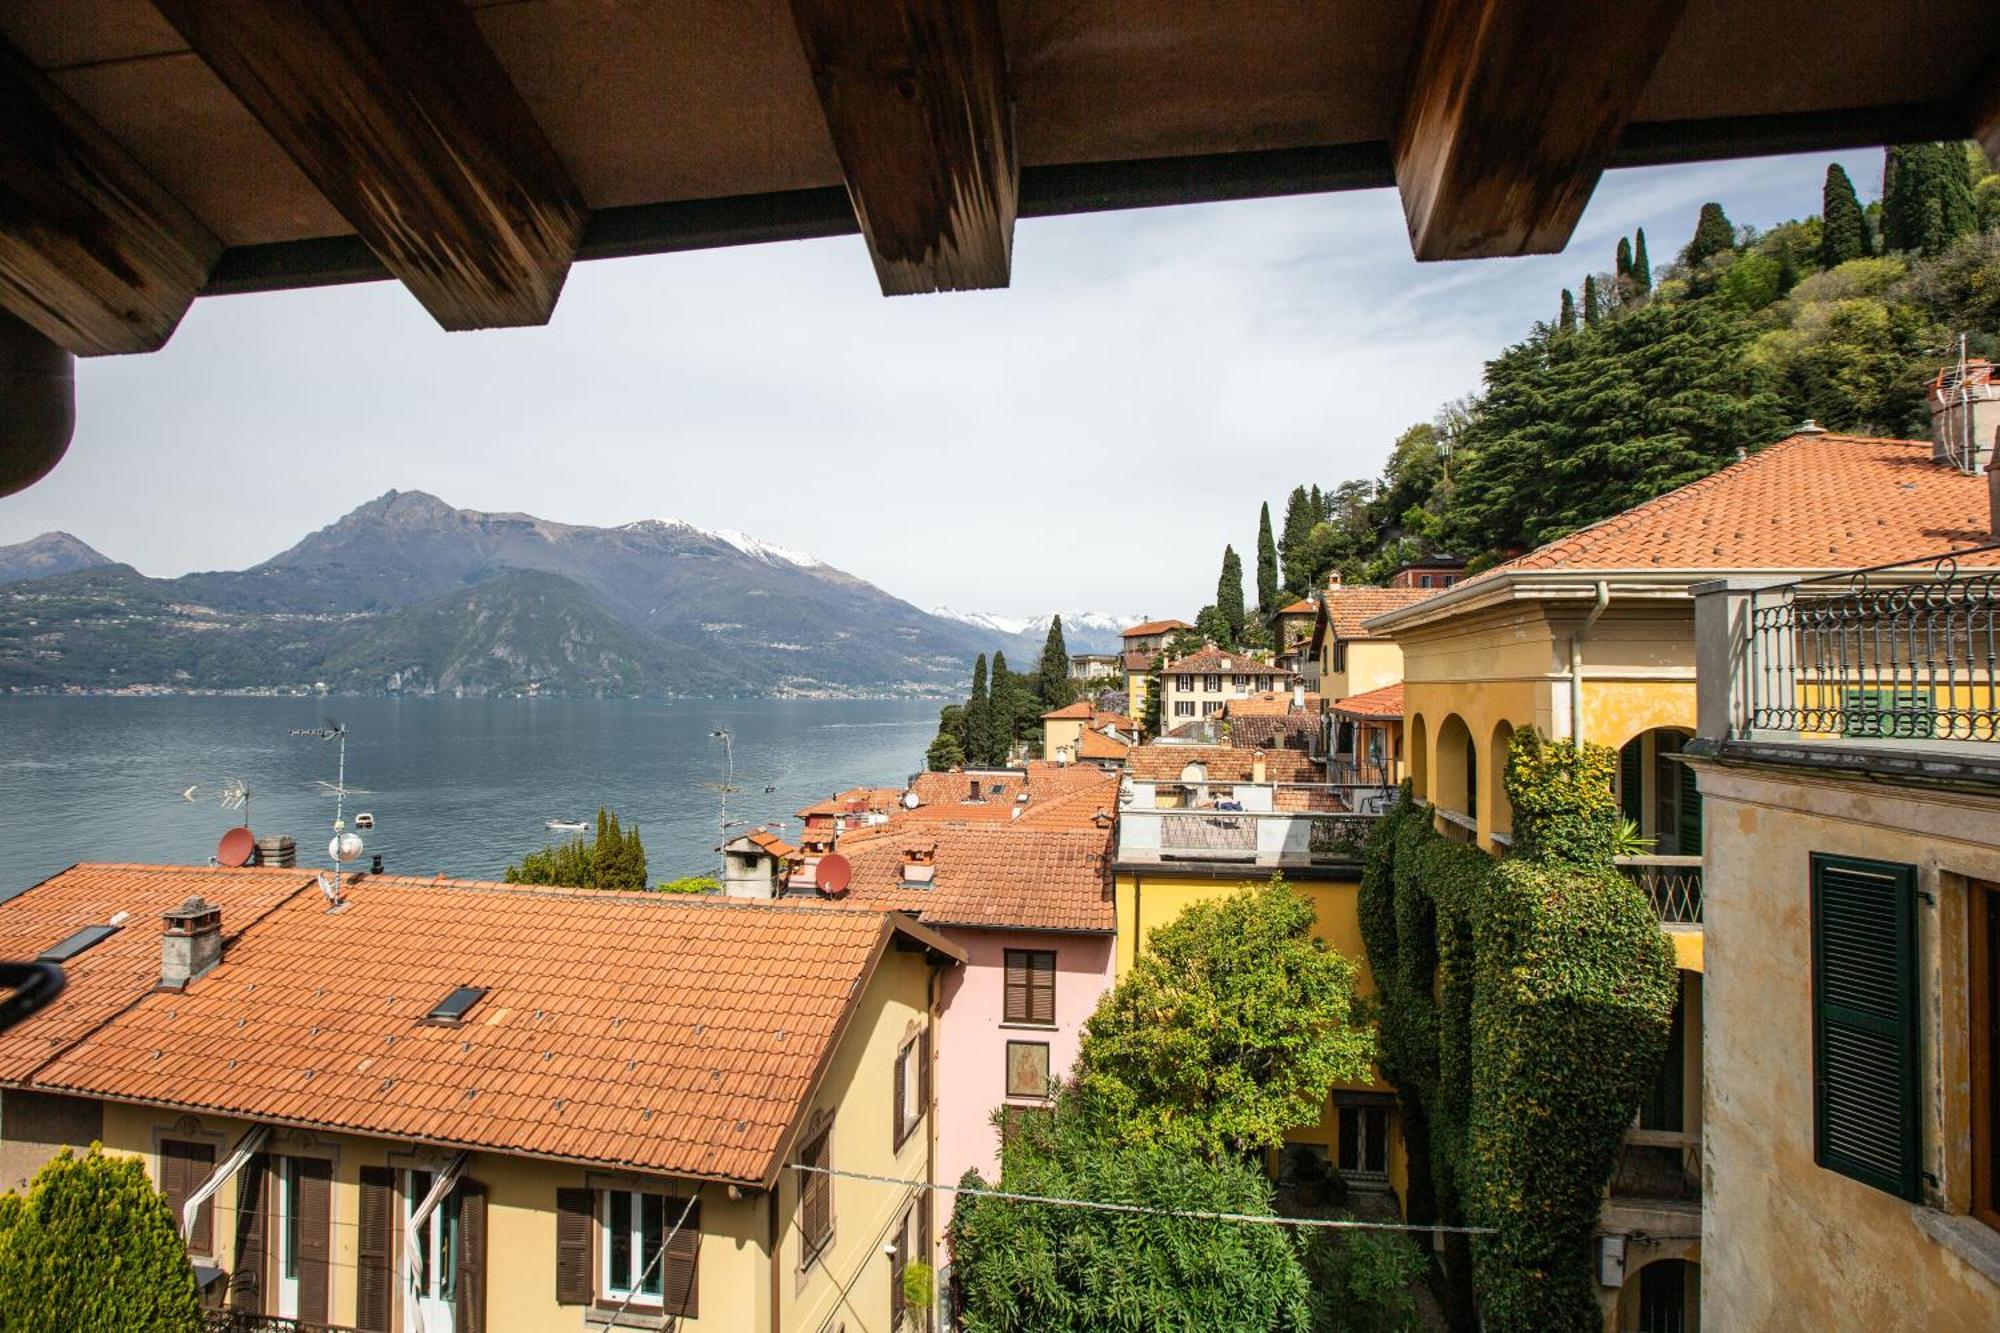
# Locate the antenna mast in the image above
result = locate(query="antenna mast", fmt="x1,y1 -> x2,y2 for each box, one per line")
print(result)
707,727 -> 737,885
292,722 -> 359,903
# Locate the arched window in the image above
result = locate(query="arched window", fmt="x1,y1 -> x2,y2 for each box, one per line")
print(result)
1488,720 -> 1515,841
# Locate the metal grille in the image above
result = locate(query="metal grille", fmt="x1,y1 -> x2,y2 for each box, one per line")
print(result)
1615,856 -> 1704,924
1745,548 -> 2000,742
1158,813 -> 1255,855
202,1314 -> 362,1333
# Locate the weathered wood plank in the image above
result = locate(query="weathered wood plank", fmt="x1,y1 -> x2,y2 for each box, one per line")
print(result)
152,0 -> 585,330
788,0 -> 1016,295
0,38 -> 220,356
1394,0 -> 1691,261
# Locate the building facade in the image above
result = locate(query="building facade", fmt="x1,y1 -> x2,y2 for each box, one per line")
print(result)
1157,647 -> 1295,728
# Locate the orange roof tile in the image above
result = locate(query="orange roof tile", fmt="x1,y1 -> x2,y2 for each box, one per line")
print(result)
1277,599 -> 1317,615
1124,745 -> 1320,784
1224,690 -> 1320,717
1040,700 -> 1097,720
795,787 -> 905,820
1121,650 -> 1156,672
730,829 -> 797,860
1160,647 -> 1290,675
1320,586 -> 1441,639
1121,619 -> 1191,638
1332,683 -> 1404,719
1076,730 -> 1131,761
16,866 -> 959,1185
812,823 -> 1113,933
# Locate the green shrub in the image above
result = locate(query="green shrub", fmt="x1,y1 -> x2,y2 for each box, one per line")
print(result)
1304,1229 -> 1426,1333
506,806 -> 647,888
0,1145 -> 202,1333
655,875 -> 719,894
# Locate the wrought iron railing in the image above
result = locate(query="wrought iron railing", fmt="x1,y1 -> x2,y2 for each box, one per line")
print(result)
1616,855 -> 1704,925
203,1313 -> 362,1333
1124,807 -> 1381,865
1158,812 -> 1256,856
1743,547 -> 2000,744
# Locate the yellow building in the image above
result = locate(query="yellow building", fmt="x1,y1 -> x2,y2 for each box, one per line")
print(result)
1118,619 -> 1191,726
1111,743 -> 1406,1202
1303,581 -> 1438,704
1365,428 -> 2000,1330
1037,699 -> 1136,766
0,865 -> 963,1333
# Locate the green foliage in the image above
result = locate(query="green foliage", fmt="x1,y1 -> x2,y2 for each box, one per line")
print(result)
993,651 -> 1038,755
1684,201 -> 1736,265
1615,236 -> 1632,283
1821,162 -> 1872,266
506,806 -> 647,888
1193,603 -> 1234,650
1883,142 -> 1976,255
1557,288 -> 1575,333
1036,619 -> 1075,713
902,1259 -> 935,1313
1216,546 -> 1246,643
1071,879 -> 1375,1160
1279,486 -> 1319,594
1359,733 -> 1679,1333
0,1146 -> 202,1333
1717,251 -> 1783,310
965,653 -> 994,765
1256,502 -> 1280,616
948,1114 -> 1314,1333
656,875 -> 718,894
1631,228 -> 1651,294
926,729 -> 966,771
1580,274 -> 1599,327
1303,1230 -> 1426,1333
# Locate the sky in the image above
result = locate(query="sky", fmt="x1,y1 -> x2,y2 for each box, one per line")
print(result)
0,148 -> 1883,619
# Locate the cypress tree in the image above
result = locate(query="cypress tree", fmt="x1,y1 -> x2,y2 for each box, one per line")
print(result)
1820,162 -> 1871,267
966,654 -> 991,766
1615,236 -> 1633,282
1309,484 -> 1325,521
1582,274 -> 1600,327
1632,228 -> 1652,293
1035,621 -> 1074,713
1685,201 -> 1735,265
1558,288 -> 1576,333
1279,486 -> 1316,592
1217,546 -> 1246,644
1255,502 -> 1279,615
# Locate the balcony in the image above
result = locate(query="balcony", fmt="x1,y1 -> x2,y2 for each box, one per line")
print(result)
203,1315 -> 362,1333
1116,795 -> 1381,867
1695,547 -> 2000,773
1607,1130 -> 1701,1209
1615,855 -> 1703,925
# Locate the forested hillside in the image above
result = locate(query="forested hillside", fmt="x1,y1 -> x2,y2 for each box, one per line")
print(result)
1244,142 -> 2000,597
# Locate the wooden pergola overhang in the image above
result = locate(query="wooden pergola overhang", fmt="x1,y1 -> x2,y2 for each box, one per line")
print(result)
2,0 -> 1997,492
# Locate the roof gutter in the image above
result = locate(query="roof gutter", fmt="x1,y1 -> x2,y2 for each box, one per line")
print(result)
1570,580 -> 1611,743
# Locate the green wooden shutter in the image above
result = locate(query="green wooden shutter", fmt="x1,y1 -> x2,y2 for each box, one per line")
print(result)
1620,739 -> 1644,825
1639,990 -> 1687,1132
1810,853 -> 1922,1200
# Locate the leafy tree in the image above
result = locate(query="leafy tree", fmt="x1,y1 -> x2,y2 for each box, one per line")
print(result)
1216,546 -> 1246,644
1141,655 -> 1165,736
937,703 -> 967,751
1820,162 -> 1872,267
1631,227 -> 1652,293
506,806 -> 645,889
1883,142 -> 1977,256
1557,288 -> 1575,333
1278,486 -> 1318,593
926,729 -> 966,772
1255,502 -> 1279,615
1070,879 -> 1375,1160
1193,603 -> 1234,650
1580,273 -> 1600,327
1035,618 -> 1074,713
0,1146 -> 202,1333
1684,201 -> 1736,265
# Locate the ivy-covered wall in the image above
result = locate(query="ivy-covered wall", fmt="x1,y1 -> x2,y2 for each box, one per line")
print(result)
1359,731 -> 1679,1333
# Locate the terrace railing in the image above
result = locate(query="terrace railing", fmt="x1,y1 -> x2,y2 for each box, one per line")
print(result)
203,1314 -> 363,1333
1734,546 -> 2000,746
1615,855 -> 1703,925
1121,804 -> 1381,866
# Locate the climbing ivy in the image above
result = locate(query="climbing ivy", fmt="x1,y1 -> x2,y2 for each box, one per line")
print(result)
1359,731 -> 1678,1333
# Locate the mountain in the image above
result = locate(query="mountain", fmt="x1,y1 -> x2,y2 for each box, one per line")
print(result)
928,608 -> 1141,655
0,492 -> 1004,697
0,532 -> 112,585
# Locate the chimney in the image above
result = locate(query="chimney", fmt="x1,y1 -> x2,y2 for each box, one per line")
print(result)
160,897 -> 223,991
1326,571 -> 1342,590
1252,749 -> 1268,784
254,834 -> 296,868
1291,682 -> 1306,713
1929,358 -> 2000,473
1796,418 -> 1827,436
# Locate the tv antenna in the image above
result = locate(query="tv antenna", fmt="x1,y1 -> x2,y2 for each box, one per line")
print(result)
705,727 -> 739,883
178,777 -> 253,827
292,722 -> 362,905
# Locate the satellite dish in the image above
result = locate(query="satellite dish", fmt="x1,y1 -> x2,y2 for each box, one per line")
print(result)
330,831 -> 364,863
901,789 -> 920,810
816,853 -> 852,895
217,826 -> 255,868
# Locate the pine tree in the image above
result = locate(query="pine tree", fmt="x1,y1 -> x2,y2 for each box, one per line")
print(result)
1254,502 -> 1279,615
1685,201 -> 1735,266
1558,288 -> 1576,333
1632,228 -> 1652,293
1582,274 -> 1601,327
1036,618 -> 1074,713
1216,546 -> 1246,644
1278,486 -> 1316,593
965,654 -> 991,766
1820,162 -> 1871,267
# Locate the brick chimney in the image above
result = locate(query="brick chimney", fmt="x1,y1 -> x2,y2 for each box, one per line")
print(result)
160,897 -> 222,991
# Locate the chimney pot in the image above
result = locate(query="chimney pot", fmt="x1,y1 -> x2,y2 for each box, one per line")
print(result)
160,897 -> 223,991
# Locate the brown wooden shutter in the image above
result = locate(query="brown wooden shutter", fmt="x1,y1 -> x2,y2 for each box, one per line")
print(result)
663,1196 -> 700,1319
356,1166 -> 395,1333
295,1158 -> 332,1323
889,1207 -> 908,1326
161,1139 -> 215,1254
555,1186 -> 594,1305
1003,951 -> 1028,1023
919,1025 -> 933,1125
1029,951 -> 1056,1026
455,1179 -> 487,1333
227,1154 -> 268,1313
801,1129 -> 832,1256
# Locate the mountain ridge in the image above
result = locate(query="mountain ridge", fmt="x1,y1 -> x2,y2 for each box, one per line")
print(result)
0,532 -> 114,585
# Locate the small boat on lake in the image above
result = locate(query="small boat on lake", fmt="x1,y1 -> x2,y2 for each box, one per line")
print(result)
545,818 -> 588,832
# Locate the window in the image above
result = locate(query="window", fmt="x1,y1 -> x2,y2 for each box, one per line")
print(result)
1202,701 -> 1222,716
1337,1103 -> 1390,1182
799,1126 -> 833,1264
37,923 -> 119,962
1232,674 -> 1248,687
1175,701 -> 1195,718
1973,879 -> 2000,1231
159,1139 -> 215,1254
1204,674 -> 1221,692
1843,687 -> 1936,739
424,986 -> 488,1024
404,1169 -> 460,1308
893,1031 -> 928,1148
888,1200 -> 928,1330
1005,1041 -> 1051,1100
1177,674 -> 1192,690
1004,950 -> 1056,1026
599,1187 -> 698,1315
1810,853 -> 1922,1200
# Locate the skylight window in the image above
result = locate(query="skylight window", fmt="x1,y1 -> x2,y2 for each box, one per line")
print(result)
37,924 -> 120,962
425,986 -> 488,1024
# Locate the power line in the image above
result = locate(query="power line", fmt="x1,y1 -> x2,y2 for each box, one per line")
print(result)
788,1163 -> 1496,1235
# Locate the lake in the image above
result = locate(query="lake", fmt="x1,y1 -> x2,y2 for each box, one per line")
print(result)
0,696 -> 941,890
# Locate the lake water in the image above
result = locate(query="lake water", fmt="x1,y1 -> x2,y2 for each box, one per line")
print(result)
0,697 -> 941,890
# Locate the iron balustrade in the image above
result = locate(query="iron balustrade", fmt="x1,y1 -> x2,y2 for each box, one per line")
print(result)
1126,805 -> 1382,865
1615,855 -> 1704,925
202,1314 -> 363,1333
1743,546 -> 2000,744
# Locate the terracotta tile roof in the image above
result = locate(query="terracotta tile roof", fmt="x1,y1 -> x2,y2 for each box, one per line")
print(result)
1125,745 -> 1319,784
1160,647 -> 1288,675
796,787 -> 905,820
1224,691 -> 1320,717
1122,619 -> 1191,638
730,829 -> 797,860
811,823 -> 1114,933
18,866 -> 960,1185
1040,700 -> 1096,720
1076,729 -> 1131,761
1224,715 -> 1320,755
1332,683 -> 1404,720
1121,650 -> 1157,672
1277,599 -> 1317,615
1488,433 -> 1998,576
0,864 -> 314,1084
1321,586 -> 1441,638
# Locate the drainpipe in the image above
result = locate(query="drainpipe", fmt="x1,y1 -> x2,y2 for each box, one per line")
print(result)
1570,581 -> 1610,743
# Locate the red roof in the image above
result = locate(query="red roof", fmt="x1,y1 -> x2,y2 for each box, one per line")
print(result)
1121,619 -> 1190,638
1332,683 -> 1404,719
1125,744 -> 1320,784
1040,700 -> 1096,719
1319,586 -> 1441,639
1277,598 -> 1317,615
816,822 -> 1114,933
1160,647 -> 1288,674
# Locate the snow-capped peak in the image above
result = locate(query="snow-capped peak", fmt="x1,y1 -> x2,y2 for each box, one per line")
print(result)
931,608 -> 1146,637
621,518 -> 825,569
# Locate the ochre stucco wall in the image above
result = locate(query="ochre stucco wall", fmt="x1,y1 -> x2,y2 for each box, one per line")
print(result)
1695,761 -> 2000,1332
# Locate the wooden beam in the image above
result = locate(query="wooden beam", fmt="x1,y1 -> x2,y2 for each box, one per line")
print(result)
0,39 -> 221,356
787,0 -> 1016,295
1394,0 -> 1691,261
152,0 -> 585,330
1960,57 -> 2000,166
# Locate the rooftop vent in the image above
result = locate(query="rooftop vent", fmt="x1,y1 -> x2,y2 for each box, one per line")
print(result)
38,923 -> 119,963
1796,418 -> 1827,435
159,898 -> 222,991
425,986 -> 488,1025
